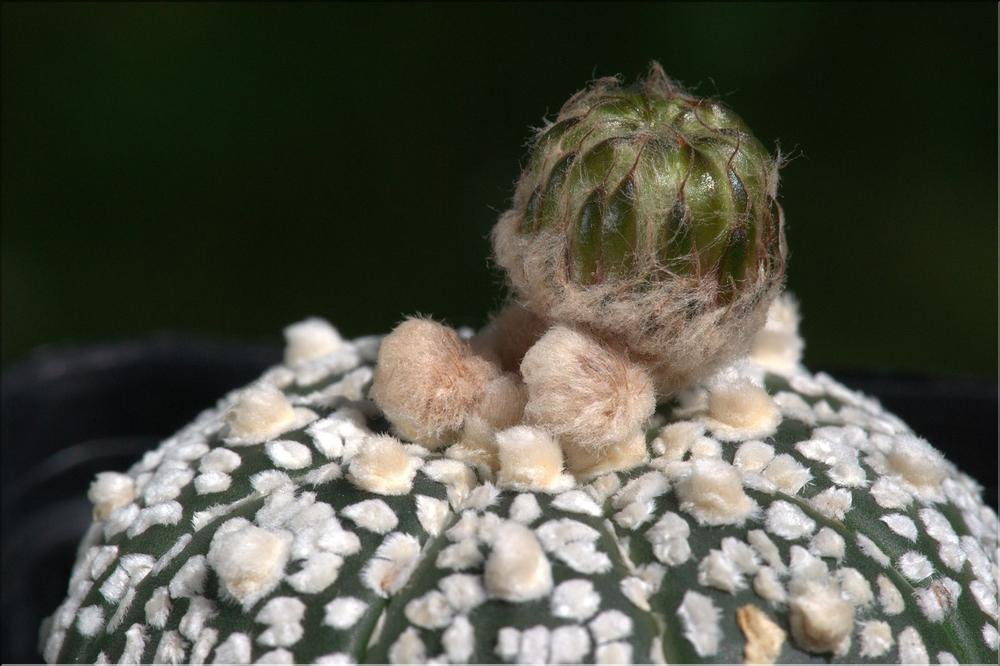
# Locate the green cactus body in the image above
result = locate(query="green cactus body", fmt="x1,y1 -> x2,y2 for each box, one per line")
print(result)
42,321 -> 1000,664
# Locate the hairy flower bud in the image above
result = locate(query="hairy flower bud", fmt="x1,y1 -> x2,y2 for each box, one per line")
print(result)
493,62 -> 786,394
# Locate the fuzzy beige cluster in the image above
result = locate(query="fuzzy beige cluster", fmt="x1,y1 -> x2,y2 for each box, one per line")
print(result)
370,308 -> 654,482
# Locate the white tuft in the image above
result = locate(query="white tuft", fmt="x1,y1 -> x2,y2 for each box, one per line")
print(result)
347,435 -> 419,496
765,501 -> 816,540
856,533 -> 890,567
265,439 -> 313,470
284,318 -> 344,365
857,620 -> 893,658
495,425 -> 566,491
415,495 -> 450,536
788,580 -> 854,655
509,493 -> 543,524
645,511 -> 692,566
876,574 -> 905,615
898,551 -> 934,582
550,625 -> 591,664
439,573 -> 486,613
207,521 -> 291,609
404,590 -> 454,630
733,440 -> 775,473
897,626 -> 929,665
809,527 -> 845,561
881,513 -> 918,541
342,499 -> 399,534
442,615 -> 475,663
324,597 -> 367,630
703,383 -> 781,442
388,627 -> 426,665
484,521 -> 552,602
677,591 -> 722,657
88,472 -> 136,521
551,579 -> 601,621
589,609 -> 633,644
363,532 -> 421,598
675,459 -> 755,526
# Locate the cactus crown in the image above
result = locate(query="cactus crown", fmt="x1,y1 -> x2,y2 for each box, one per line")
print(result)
513,62 -> 784,303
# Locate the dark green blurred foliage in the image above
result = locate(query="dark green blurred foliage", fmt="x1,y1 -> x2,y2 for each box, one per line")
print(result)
3,3 -> 996,376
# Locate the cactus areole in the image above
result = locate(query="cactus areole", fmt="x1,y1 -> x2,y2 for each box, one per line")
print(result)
42,65 -> 998,665
492,62 -> 786,394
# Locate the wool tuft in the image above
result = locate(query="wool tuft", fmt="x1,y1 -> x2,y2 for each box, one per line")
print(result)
484,521 -> 553,602
521,325 -> 655,457
370,318 -> 498,448
347,435 -> 418,496
495,426 -> 565,490
676,459 -> 755,526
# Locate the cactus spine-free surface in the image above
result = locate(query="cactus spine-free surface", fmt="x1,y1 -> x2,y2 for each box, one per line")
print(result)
41,310 -> 1000,664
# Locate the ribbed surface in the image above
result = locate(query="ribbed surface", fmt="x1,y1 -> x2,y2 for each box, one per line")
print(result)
516,77 -> 782,300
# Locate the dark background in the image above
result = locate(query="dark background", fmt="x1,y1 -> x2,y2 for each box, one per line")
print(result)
2,2 -> 997,377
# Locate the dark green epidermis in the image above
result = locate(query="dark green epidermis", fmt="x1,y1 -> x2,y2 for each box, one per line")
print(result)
520,83 -> 779,298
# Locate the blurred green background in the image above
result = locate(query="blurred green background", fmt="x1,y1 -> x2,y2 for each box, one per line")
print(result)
2,2 -> 996,376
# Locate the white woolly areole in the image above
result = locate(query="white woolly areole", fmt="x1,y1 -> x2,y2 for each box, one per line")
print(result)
388,626 -> 426,664
808,527 -> 845,561
887,436 -> 948,499
808,487 -> 852,520
734,440 -> 775,473
207,520 -> 291,609
550,625 -> 591,664
363,532 -> 421,598
341,499 -> 399,534
551,579 -> 601,621
283,318 -> 345,365
265,439 -> 313,470
324,597 -> 367,630
645,511 -> 691,566
765,501 -> 816,540
675,459 -> 755,526
509,493 -> 543,524
484,521 -> 552,602
370,318 -> 498,447
495,425 -> 565,491
858,620 -> 894,658
520,325 -> 655,455
347,434 -> 418,495
439,573 -> 486,613
87,472 -> 135,521
442,615 -> 475,663
876,574 -> 905,615
788,580 -> 854,655
750,293 -> 803,374
404,590 -> 454,630
415,495 -> 449,536
677,591 -> 722,657
703,382 -> 781,442
226,385 -> 314,443
898,626 -> 929,665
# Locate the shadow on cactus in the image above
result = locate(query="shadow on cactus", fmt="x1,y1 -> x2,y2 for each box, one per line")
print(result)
42,63 -> 998,665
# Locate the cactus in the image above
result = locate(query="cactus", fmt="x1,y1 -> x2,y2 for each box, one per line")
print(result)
41,66 -> 998,664
41,311 -> 999,664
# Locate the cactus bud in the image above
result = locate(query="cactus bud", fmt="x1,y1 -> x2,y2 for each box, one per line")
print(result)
492,62 -> 786,394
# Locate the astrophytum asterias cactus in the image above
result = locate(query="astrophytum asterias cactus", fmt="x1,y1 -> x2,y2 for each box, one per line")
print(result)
41,310 -> 999,664
492,63 -> 786,394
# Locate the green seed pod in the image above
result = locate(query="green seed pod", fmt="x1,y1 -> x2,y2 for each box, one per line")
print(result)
492,63 -> 786,394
